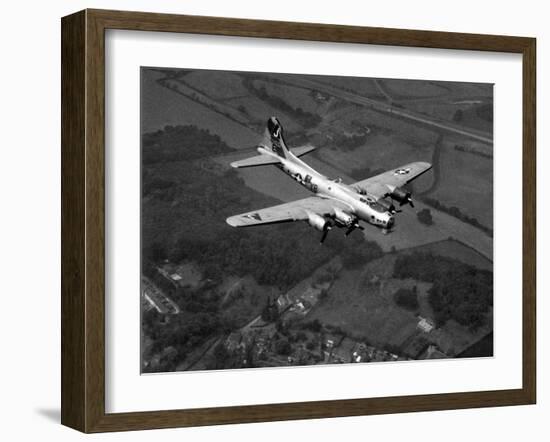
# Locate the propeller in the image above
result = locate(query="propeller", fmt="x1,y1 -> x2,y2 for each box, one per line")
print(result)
320,224 -> 332,244
345,221 -> 364,237
388,204 -> 402,214
399,194 -> 414,208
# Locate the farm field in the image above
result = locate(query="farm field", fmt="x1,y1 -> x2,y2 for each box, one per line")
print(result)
403,239 -> 492,271
306,246 -> 492,357
141,70 -> 260,146
427,137 -> 493,228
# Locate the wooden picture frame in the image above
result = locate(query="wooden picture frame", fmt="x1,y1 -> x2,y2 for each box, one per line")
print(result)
61,8 -> 536,433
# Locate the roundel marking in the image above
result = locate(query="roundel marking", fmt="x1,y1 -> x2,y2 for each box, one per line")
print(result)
394,168 -> 411,175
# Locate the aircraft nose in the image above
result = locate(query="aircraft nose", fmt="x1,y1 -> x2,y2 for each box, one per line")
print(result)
387,216 -> 395,229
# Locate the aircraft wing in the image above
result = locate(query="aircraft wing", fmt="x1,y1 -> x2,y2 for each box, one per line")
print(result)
226,196 -> 348,227
352,161 -> 432,199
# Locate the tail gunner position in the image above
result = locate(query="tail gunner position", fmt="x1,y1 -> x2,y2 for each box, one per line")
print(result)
226,117 -> 431,243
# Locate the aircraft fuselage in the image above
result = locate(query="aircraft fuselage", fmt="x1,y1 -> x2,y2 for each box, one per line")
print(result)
257,146 -> 395,230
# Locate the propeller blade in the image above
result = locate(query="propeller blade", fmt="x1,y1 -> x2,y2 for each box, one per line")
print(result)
400,195 -> 414,208
320,225 -> 332,244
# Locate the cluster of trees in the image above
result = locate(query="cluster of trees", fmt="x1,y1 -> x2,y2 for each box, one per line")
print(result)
476,103 -> 493,123
246,82 -> 322,129
452,103 -> 493,130
208,340 -> 253,371
142,308 -> 226,373
142,124 -> 232,165
299,319 -> 323,333
393,287 -> 420,311
274,338 -> 292,356
330,130 -> 369,151
339,237 -> 383,269
421,196 -> 492,236
416,208 -> 434,226
393,252 -> 493,330
453,109 -> 464,123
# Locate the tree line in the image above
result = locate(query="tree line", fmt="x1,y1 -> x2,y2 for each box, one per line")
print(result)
393,252 -> 493,330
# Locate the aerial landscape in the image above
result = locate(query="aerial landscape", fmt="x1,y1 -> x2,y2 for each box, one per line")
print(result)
140,67 -> 494,373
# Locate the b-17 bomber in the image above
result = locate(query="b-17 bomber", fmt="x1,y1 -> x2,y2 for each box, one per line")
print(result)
227,116 -> 432,243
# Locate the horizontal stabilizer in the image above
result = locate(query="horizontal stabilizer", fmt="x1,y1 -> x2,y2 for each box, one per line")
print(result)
291,145 -> 316,157
230,154 -> 281,169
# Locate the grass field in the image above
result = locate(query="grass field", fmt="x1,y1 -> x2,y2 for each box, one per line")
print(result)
305,255 -> 422,350
427,137 -> 493,228
403,239 -> 492,271
306,244 -> 492,356
256,79 -> 320,114
307,75 -> 385,99
141,70 -> 259,147
184,70 -> 249,99
377,79 -> 450,99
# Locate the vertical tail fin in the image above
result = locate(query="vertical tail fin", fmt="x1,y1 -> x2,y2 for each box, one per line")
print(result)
265,116 -> 289,159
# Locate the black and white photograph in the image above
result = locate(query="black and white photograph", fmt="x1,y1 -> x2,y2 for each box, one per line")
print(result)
140,67 -> 494,373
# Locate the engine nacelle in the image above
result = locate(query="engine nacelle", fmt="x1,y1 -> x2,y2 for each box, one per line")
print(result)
333,208 -> 354,226
389,186 -> 411,205
307,212 -> 330,232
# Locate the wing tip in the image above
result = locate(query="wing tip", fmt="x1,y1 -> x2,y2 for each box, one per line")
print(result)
226,216 -> 240,227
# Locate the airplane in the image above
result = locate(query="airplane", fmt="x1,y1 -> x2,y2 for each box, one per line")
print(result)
226,116 -> 432,243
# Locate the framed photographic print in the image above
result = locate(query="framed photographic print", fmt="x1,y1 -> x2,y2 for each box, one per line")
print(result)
61,9 -> 536,433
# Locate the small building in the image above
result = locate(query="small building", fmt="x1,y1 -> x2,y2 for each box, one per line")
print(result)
352,343 -> 369,363
332,337 -> 355,363
417,316 -> 435,333
225,332 -> 242,352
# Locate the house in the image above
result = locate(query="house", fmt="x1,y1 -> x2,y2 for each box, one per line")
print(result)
225,332 -> 242,352
417,316 -> 435,333
332,337 -> 355,363
352,343 -> 369,363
